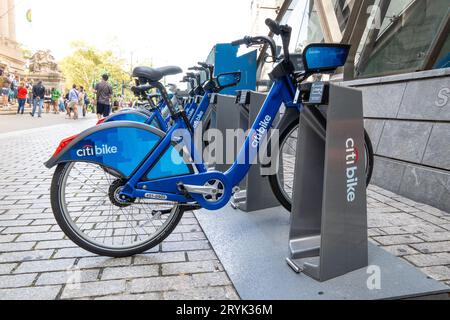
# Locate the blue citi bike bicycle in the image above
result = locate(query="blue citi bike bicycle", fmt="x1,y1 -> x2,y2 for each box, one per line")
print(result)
46,19 -> 373,257
99,62 -> 216,133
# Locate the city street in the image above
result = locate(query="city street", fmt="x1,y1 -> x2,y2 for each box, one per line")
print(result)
0,118 -> 449,300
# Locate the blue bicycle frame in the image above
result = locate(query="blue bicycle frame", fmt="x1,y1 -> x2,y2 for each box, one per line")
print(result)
191,92 -> 212,129
103,91 -> 209,134
141,92 -> 210,131
120,76 -> 297,211
144,100 -> 170,132
184,98 -> 198,120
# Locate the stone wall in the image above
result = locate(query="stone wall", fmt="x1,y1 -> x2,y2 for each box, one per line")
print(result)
343,68 -> 450,213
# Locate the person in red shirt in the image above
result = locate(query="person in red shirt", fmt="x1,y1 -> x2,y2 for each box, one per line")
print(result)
17,82 -> 28,115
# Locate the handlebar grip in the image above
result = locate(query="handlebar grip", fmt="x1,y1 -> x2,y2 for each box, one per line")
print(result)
231,38 -> 247,46
265,18 -> 281,35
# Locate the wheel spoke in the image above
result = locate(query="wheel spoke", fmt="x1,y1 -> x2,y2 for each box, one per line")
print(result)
275,124 -> 373,211
57,162 -> 181,252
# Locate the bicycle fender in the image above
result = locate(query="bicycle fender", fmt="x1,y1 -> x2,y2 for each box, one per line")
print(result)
45,122 -> 165,178
274,107 -> 299,136
102,110 -> 150,124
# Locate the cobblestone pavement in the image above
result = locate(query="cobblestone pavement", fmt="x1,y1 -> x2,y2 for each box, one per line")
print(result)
367,186 -> 450,287
0,122 -> 449,300
0,122 -> 238,300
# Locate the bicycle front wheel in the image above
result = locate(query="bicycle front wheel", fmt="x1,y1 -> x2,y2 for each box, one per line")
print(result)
51,162 -> 184,257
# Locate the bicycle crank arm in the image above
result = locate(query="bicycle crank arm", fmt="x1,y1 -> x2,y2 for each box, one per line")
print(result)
151,209 -> 173,216
180,204 -> 202,211
181,184 -> 219,197
149,204 -> 202,216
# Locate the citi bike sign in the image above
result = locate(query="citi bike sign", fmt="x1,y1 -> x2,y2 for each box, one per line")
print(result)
251,115 -> 272,149
345,138 -> 359,203
76,144 -> 119,158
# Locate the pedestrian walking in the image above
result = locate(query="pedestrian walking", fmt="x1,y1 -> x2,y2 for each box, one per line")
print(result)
30,81 -> 46,118
44,90 -> 52,113
1,69 -> 11,108
94,74 -> 113,119
26,80 -> 33,107
68,84 -> 79,120
17,81 -> 28,114
83,91 -> 90,117
78,86 -> 86,118
9,76 -> 18,105
13,74 -> 19,104
58,94 -> 65,113
64,91 -> 70,117
51,88 -> 61,114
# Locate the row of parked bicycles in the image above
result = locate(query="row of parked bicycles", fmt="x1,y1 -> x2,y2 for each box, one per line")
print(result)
45,19 -> 374,257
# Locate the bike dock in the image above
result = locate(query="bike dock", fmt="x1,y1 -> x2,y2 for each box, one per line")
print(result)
195,83 -> 450,299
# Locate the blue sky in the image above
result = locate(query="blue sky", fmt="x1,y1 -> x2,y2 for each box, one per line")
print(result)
14,0 -> 253,75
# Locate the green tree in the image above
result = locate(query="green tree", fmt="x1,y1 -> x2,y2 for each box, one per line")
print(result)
22,48 -> 33,60
60,42 -> 132,97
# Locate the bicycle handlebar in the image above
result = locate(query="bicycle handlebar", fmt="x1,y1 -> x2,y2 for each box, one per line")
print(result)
231,37 -> 249,47
265,19 -> 279,35
198,62 -> 213,70
197,62 -> 214,82
231,36 -> 277,61
265,18 -> 281,35
188,64 -> 214,82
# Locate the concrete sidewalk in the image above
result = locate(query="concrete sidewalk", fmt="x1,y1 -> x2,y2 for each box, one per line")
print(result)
0,113 -> 98,134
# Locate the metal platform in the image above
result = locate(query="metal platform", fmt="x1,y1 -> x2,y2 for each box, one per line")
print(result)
195,206 -> 450,300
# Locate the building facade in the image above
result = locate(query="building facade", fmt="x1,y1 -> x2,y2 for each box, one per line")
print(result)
0,0 -> 25,75
250,0 -> 286,35
252,0 -> 450,212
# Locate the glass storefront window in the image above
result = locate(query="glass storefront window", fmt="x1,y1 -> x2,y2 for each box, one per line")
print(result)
257,0 -> 355,90
287,0 -> 355,53
355,0 -> 450,78
332,0 -> 354,33
256,0 -> 448,85
285,0 -> 325,53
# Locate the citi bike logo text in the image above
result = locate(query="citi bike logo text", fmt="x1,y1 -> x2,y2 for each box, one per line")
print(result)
76,144 -> 119,157
251,115 -> 272,148
346,138 -> 359,203
193,111 -> 205,130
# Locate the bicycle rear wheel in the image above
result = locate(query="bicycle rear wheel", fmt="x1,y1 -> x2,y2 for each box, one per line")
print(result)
269,116 -> 374,213
51,162 -> 184,257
